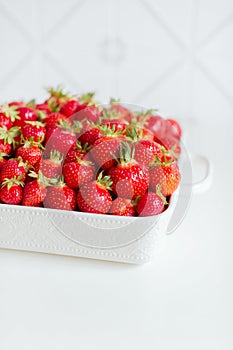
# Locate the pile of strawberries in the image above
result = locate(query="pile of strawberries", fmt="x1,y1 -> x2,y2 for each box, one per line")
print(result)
0,87 -> 181,217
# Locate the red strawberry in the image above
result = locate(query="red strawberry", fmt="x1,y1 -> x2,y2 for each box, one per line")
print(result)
90,127 -> 124,170
77,172 -> 112,214
46,86 -> 70,106
60,99 -> 80,117
108,143 -> 149,199
62,158 -> 95,189
136,187 -> 167,216
22,171 -> 50,207
157,135 -> 181,159
100,118 -> 128,133
150,160 -> 180,196
44,112 -> 68,129
36,103 -> 51,115
9,101 -> 24,107
0,157 -> 27,183
78,122 -> 102,146
0,175 -> 24,205
0,126 -> 21,155
64,141 -> 90,165
110,99 -> 134,122
109,198 -> 136,216
22,121 -> 46,142
134,139 -> 163,167
36,150 -> 63,178
73,104 -> 101,123
43,182 -> 76,211
0,104 -> 20,129
16,141 -> 42,166
14,107 -> 37,128
44,126 -> 76,157
0,152 -> 7,170
166,118 -> 182,139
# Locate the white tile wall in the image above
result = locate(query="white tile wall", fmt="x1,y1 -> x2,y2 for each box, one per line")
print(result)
0,0 -> 232,122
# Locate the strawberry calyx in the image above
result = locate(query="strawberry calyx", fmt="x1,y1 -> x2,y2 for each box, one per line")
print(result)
125,127 -> 145,141
149,155 -> 175,169
109,98 -> 120,105
57,118 -> 73,132
156,185 -> 167,205
112,142 -> 135,165
75,156 -> 93,167
47,86 -> 70,101
78,92 -> 95,105
100,109 -> 122,121
47,97 -> 61,112
0,126 -> 21,147
20,138 -> 44,150
98,124 -> 123,137
0,103 -> 20,122
48,150 -> 64,165
1,175 -> 25,190
132,109 -> 158,128
0,152 -> 8,162
73,140 -> 91,152
26,99 -> 36,109
29,170 -> 57,187
96,171 -> 112,190
36,109 -> 48,121
25,121 -> 45,128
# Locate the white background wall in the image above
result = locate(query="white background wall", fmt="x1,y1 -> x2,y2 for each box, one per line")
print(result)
0,0 -> 232,123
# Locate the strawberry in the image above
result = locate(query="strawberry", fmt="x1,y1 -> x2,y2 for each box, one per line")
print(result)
77,172 -> 112,214
0,126 -> 21,155
110,99 -> 134,122
62,158 -> 95,189
149,160 -> 180,196
46,86 -> 70,106
136,187 -> 167,216
77,122 -> 102,146
0,157 -> 27,183
44,112 -> 68,129
36,150 -> 63,178
109,198 -> 136,216
0,152 -> 7,170
36,103 -> 51,115
156,135 -> 181,159
0,175 -> 24,205
134,139 -> 163,167
166,119 -> 182,139
16,141 -> 42,166
100,116 -> 128,133
64,141 -> 90,164
14,107 -> 37,128
44,126 -> 76,157
22,171 -> 51,207
43,181 -> 76,211
90,127 -> 124,170
73,104 -> 101,123
108,143 -> 149,199
0,104 -> 20,129
22,121 -> 46,142
60,99 -> 80,117
133,110 -> 166,141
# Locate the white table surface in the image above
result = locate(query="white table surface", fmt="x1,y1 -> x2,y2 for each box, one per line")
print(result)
1,121 -> 233,350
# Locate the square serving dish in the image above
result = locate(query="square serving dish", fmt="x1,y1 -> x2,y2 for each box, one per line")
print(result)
0,154 -> 211,264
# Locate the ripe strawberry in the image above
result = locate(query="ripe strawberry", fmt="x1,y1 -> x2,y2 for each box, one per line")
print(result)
109,198 -> 136,216
166,119 -> 182,139
0,126 -> 21,155
60,99 -> 80,117
14,107 -> 37,128
90,127 -> 124,170
77,122 -> 102,146
64,141 -> 90,164
63,158 -> 95,189
77,172 -> 112,214
22,171 -> 50,207
150,160 -> 180,196
0,157 -> 27,183
44,126 -> 76,157
44,182 -> 76,211
44,112 -> 68,129
108,143 -> 149,199
36,150 -> 63,178
136,187 -> 167,216
156,135 -> 181,159
110,99 -> 134,122
73,104 -> 101,123
100,118 -> 128,133
134,110 -> 166,141
0,104 -> 20,129
134,139 -> 163,167
36,103 -> 51,115
16,141 -> 42,166
0,175 -> 24,205
46,86 -> 70,107
0,152 -> 7,170
22,121 -> 46,142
